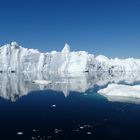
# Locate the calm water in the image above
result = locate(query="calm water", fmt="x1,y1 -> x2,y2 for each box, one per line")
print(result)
0,72 -> 140,140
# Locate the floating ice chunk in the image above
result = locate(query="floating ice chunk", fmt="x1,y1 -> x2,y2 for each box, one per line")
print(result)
79,126 -> 84,129
86,132 -> 92,135
1,41 -> 140,74
98,84 -> 140,99
17,132 -> 23,135
54,129 -> 62,134
51,104 -> 56,108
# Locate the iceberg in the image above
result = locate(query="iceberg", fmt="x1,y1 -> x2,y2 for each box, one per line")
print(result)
1,42 -> 140,102
0,42 -> 97,73
1,42 -> 140,73
98,84 -> 140,104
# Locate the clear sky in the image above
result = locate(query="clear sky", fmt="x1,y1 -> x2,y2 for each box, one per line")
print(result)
0,0 -> 140,58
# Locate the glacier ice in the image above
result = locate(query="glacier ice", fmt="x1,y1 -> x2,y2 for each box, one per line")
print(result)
1,42 -> 140,73
0,42 -> 96,73
1,42 -> 140,103
98,84 -> 140,104
98,84 -> 140,98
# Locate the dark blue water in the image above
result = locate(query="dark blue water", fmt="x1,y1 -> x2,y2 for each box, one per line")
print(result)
1,88 -> 140,140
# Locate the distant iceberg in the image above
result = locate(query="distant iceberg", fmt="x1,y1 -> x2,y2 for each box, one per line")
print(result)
1,42 -> 140,73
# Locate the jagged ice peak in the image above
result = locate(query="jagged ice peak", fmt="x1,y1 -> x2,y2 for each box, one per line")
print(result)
62,43 -> 70,53
0,42 -> 140,73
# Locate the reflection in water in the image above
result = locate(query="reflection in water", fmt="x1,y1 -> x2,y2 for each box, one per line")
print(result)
0,73 -> 39,101
101,96 -> 140,104
0,72 -> 95,101
0,71 -> 140,102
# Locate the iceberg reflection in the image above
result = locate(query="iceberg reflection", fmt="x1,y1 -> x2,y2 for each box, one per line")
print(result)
0,71 -> 140,102
0,72 -> 95,101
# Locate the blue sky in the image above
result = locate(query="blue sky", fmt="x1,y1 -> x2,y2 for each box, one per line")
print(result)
0,0 -> 140,58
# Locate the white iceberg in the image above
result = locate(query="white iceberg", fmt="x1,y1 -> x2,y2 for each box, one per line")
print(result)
98,84 -> 140,104
1,42 -> 140,74
1,42 -> 140,102
0,42 -> 96,73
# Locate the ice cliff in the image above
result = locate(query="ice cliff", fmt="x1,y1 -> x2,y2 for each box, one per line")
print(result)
0,42 -> 140,73
0,42 -> 96,73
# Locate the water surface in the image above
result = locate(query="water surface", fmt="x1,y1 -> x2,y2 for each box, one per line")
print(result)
0,72 -> 140,140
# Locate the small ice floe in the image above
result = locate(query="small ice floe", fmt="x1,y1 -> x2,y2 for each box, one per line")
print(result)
54,129 -> 62,134
79,126 -> 84,129
17,132 -> 23,135
51,104 -> 56,108
32,129 -> 36,132
98,83 -> 140,104
98,83 -> 140,98
32,80 -> 52,85
86,132 -> 92,135
84,93 -> 88,96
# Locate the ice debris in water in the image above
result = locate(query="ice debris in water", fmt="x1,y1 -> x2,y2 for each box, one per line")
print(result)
98,83 -> 140,98
54,129 -> 62,134
51,104 -> 56,108
79,126 -> 84,129
17,132 -> 23,135
86,132 -> 92,135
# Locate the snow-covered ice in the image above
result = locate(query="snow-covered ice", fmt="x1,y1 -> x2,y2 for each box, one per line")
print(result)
1,42 -> 140,102
98,84 -> 140,98
98,84 -> 140,104
0,42 -> 96,73
1,42 -> 140,73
